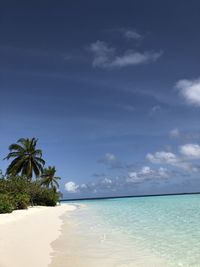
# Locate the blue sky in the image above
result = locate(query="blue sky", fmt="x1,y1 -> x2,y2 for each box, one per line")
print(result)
1,0 -> 200,198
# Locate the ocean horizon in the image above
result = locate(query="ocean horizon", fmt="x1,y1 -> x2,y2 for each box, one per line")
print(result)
61,191 -> 200,202
52,194 -> 200,267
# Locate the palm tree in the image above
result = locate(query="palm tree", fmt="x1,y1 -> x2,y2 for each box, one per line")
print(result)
4,138 -> 45,180
40,166 -> 61,190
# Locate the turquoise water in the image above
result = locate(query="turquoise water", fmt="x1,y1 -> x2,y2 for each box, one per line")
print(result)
69,195 -> 200,267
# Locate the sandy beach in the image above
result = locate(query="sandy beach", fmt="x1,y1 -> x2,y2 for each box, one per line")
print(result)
0,204 -> 76,267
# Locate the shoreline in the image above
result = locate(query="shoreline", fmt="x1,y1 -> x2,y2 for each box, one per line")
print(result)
0,204 -> 76,267
49,203 -> 166,267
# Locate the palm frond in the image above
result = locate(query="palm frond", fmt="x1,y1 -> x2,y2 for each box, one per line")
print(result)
6,156 -> 24,175
53,179 -> 59,188
54,176 -> 61,180
17,138 -> 28,145
35,157 -> 45,165
8,143 -> 24,152
31,161 -> 40,178
4,152 -> 22,160
34,149 -> 43,158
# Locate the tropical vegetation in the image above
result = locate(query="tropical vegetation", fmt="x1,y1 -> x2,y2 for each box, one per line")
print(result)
4,138 -> 45,179
40,166 -> 61,189
0,138 -> 62,214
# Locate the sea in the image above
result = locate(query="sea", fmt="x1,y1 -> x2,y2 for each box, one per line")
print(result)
51,195 -> 200,267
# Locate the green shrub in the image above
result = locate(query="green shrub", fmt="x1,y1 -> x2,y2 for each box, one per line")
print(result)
32,187 -> 59,206
0,178 -> 9,194
0,176 -> 60,213
12,193 -> 30,210
0,194 -> 14,213
6,176 -> 30,195
0,177 -> 31,211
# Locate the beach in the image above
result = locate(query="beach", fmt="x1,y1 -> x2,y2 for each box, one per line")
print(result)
0,204 -> 76,267
1,195 -> 200,267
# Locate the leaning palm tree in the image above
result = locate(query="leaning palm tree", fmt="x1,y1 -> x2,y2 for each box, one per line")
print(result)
40,166 -> 61,190
4,138 -> 45,180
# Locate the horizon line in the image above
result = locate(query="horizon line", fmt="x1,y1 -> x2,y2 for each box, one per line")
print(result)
61,191 -> 200,202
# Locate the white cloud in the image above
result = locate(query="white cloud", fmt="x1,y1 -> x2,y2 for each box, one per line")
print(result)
140,166 -> 152,175
179,144 -> 200,159
129,172 -> 138,178
126,171 -> 138,182
170,128 -> 180,138
89,41 -> 115,68
139,166 -> 168,179
102,177 -> 113,184
126,165 -> 169,184
110,50 -> 162,68
146,151 -> 178,164
65,181 -> 79,193
89,40 -> 162,69
176,78 -> 200,106
123,30 -> 142,40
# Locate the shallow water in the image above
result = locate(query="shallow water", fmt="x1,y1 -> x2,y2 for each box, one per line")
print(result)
54,195 -> 200,267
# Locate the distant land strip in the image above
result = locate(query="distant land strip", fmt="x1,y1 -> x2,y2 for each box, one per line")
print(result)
61,192 -> 200,202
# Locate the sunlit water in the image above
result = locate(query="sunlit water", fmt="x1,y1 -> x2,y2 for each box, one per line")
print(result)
63,195 -> 200,267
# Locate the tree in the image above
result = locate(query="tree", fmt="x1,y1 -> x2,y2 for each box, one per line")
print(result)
40,166 -> 61,190
4,138 -> 45,180
0,170 -> 4,179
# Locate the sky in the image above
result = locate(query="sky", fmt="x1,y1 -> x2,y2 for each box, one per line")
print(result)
1,0 -> 200,198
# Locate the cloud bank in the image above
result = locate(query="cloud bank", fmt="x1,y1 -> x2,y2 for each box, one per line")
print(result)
147,143 -> 200,172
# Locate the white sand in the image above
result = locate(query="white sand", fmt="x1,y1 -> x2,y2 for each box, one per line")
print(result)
0,204 -> 76,267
